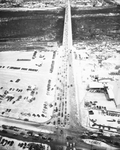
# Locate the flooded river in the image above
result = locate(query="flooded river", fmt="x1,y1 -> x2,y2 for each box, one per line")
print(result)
72,6 -> 120,42
72,7 -> 120,42
0,8 -> 65,51
0,6 -> 120,50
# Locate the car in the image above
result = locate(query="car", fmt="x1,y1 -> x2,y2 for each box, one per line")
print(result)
9,126 -> 15,130
8,109 -> 11,112
24,118 -> 29,121
66,142 -> 69,146
9,141 -> 14,146
38,133 -> 42,136
12,101 -> 15,104
89,110 -> 94,115
17,95 -> 22,100
33,134 -> 39,137
13,133 -> 18,136
18,143 -> 21,146
1,130 -> 7,134
70,143 -> 72,147
53,121 -> 56,125
23,135 -> 28,138
80,135 -> 87,139
41,114 -> 45,117
2,125 -> 7,129
73,142 -> 75,146
57,119 -> 60,124
0,136 -> 2,141
32,114 -> 36,117
29,145 -> 33,150
47,121 -> 50,124
7,141 -> 11,145
1,139 -> 5,144
20,143 -> 24,147
27,131 -> 33,136
23,145 -> 26,149
33,136 -> 38,140
0,94 -> 3,98
20,132 -> 25,135
44,105 -> 47,109
2,140 -> 7,146
9,88 -> 12,91
42,136 -> 47,140
48,137 -> 53,142
66,136 -> 73,140
15,79 -> 20,83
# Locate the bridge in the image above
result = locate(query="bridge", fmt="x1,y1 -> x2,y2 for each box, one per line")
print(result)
63,0 -> 72,50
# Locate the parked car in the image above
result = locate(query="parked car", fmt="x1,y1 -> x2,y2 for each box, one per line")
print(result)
2,125 -> 7,129
24,118 -> 29,121
66,136 -> 73,140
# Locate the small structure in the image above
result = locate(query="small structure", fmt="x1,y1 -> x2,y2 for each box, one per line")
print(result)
87,82 -> 104,90
106,88 -> 114,101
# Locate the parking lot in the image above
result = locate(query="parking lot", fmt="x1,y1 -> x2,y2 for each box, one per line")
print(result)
0,49 -> 59,123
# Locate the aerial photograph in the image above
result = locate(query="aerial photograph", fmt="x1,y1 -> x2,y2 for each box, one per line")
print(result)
0,0 -> 120,150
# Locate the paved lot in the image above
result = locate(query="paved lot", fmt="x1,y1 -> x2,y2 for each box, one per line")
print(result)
0,49 -> 59,123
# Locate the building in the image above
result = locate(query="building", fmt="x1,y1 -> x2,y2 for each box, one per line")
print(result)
106,88 -> 115,101
87,82 -> 104,89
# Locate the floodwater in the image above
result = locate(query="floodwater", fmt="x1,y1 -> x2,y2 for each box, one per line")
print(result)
72,6 -> 120,42
0,8 -> 65,51
1,6 -> 120,50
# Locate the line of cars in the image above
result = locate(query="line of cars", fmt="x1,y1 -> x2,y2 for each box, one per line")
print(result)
42,102 -> 48,118
1,124 -> 53,144
0,136 -> 14,147
50,60 -> 55,73
18,142 -> 50,150
50,54 -> 71,128
26,131 -> 53,143
2,125 -> 19,132
66,141 -> 76,150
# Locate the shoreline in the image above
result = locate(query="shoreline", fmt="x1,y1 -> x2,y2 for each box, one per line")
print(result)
0,6 -> 63,12
0,4 -> 119,12
71,4 -> 119,10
